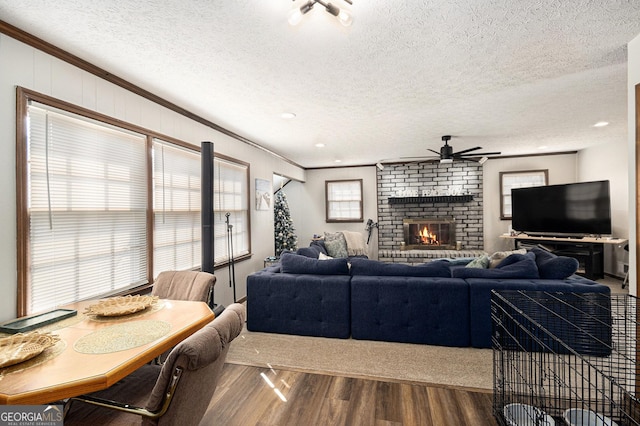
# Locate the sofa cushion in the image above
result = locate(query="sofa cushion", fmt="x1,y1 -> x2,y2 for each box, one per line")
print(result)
280,252 -> 349,275
530,247 -> 579,279
350,258 -> 451,277
323,232 -> 348,258
452,252 -> 539,279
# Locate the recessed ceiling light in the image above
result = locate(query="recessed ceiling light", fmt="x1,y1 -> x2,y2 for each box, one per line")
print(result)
315,143 -> 325,148
334,159 -> 342,163
593,121 -> 609,127
538,145 -> 548,150
280,112 -> 296,119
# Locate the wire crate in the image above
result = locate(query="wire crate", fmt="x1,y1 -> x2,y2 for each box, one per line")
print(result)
492,290 -> 639,426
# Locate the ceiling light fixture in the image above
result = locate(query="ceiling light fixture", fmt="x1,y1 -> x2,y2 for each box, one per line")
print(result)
593,121 -> 609,127
280,112 -> 296,119
288,0 -> 353,27
314,143 -> 325,148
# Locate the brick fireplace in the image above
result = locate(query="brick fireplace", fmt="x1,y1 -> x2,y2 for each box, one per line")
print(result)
376,161 -> 484,263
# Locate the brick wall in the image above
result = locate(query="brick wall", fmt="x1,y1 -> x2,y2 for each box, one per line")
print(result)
377,161 -> 484,251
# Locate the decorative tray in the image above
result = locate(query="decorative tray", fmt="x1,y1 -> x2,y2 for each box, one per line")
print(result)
0,308 -> 77,334
84,295 -> 159,317
0,331 -> 61,369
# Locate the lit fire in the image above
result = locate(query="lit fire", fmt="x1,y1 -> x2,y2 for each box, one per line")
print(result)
419,226 -> 439,245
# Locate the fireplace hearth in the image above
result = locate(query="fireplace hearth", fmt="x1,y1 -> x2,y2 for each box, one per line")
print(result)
402,218 -> 456,250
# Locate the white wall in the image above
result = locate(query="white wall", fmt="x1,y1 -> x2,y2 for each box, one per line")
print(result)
285,166 -> 379,259
578,142 -> 629,277
482,154 -> 578,254
628,33 -> 640,296
0,33 -> 304,321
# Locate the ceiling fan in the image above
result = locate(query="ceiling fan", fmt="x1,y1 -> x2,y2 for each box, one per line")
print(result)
429,135 -> 501,163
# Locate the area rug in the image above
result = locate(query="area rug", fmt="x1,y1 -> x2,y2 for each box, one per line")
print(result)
225,327 -> 494,391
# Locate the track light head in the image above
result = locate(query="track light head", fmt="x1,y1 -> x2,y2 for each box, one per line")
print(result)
288,0 -> 353,26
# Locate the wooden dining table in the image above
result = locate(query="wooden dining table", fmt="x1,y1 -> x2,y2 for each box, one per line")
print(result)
0,298 -> 214,405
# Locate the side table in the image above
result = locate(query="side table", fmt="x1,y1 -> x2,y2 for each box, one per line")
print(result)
263,256 -> 280,268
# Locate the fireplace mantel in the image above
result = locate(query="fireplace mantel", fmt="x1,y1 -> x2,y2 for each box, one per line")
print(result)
388,195 -> 473,204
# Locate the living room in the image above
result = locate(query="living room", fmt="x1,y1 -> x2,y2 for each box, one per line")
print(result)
1,3 -> 640,425
0,3 -> 639,319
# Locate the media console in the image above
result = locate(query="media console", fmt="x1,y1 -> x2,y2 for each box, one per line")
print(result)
500,235 -> 627,281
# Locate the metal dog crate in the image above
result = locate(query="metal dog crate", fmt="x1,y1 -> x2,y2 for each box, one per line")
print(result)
492,290 -> 639,426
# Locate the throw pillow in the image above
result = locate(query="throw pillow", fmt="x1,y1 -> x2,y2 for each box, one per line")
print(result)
489,249 -> 527,268
530,247 -> 579,279
452,252 -> 539,279
280,252 -> 349,275
350,258 -> 452,277
296,245 -> 321,258
318,252 -> 334,260
310,239 -> 328,256
323,232 -> 348,258
465,255 -> 490,269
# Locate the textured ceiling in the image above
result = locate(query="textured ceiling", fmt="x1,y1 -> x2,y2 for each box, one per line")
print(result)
1,0 -> 639,168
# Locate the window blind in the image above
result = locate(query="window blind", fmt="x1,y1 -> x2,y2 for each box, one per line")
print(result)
213,157 -> 249,264
153,139 -> 201,275
27,104 -> 148,313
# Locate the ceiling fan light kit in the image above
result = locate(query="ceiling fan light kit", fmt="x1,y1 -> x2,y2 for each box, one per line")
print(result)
288,0 -> 353,26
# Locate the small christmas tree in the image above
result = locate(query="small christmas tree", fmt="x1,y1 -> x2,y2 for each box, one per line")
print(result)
274,190 -> 297,256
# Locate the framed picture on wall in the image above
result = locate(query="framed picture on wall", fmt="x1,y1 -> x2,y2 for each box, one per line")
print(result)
255,178 -> 271,211
500,170 -> 548,219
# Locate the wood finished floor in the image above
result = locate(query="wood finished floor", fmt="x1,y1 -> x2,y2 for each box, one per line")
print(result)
202,363 -> 498,426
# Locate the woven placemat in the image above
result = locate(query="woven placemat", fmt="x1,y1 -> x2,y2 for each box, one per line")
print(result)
73,320 -> 171,354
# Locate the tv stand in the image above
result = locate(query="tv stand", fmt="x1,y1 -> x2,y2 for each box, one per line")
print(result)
500,235 -> 627,281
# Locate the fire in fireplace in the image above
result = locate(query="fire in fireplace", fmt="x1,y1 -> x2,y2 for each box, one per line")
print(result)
402,218 -> 456,250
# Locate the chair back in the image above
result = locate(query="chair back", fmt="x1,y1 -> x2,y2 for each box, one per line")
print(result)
152,270 -> 215,302
144,303 -> 245,426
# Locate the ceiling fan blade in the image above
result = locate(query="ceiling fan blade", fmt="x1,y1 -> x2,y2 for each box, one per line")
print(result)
457,151 -> 501,157
427,149 -> 440,155
453,146 -> 482,155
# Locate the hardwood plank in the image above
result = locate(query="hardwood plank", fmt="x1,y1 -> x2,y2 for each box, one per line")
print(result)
401,383 -> 434,426
204,363 -> 498,426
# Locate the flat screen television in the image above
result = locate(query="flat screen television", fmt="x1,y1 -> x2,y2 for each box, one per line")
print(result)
511,180 -> 612,237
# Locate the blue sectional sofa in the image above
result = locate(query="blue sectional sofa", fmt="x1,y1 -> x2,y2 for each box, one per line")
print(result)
246,247 -> 611,349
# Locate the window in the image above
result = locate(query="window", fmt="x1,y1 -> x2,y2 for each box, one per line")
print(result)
24,102 -> 148,314
213,156 -> 250,263
325,179 -> 363,222
500,170 -> 548,220
17,88 -> 251,315
153,139 -> 201,275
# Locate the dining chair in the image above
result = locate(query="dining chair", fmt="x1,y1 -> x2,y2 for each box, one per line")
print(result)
64,303 -> 246,426
152,270 -> 215,303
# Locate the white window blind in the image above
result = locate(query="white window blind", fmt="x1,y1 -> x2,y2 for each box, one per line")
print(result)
213,157 -> 249,264
326,180 -> 363,222
27,104 -> 148,314
153,139 -> 201,276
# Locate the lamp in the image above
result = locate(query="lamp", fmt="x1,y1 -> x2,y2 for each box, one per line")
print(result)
288,0 -> 353,27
